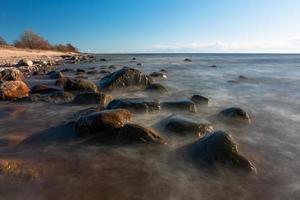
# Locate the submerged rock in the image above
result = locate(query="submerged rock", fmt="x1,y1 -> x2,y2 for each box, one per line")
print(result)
31,84 -> 61,94
160,114 -> 213,137
0,81 -> 30,100
0,68 -> 25,81
75,109 -> 132,137
146,83 -> 168,93
76,69 -> 85,73
73,92 -> 112,107
149,72 -> 167,79
47,91 -> 74,103
218,107 -> 251,125
48,71 -> 64,79
60,68 -> 75,73
107,98 -> 160,113
190,95 -> 209,106
99,67 -> 153,91
56,77 -> 98,93
184,58 -> 192,62
181,131 -> 256,173
161,101 -> 197,113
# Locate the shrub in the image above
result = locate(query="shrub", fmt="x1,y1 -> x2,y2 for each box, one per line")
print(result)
14,30 -> 52,50
0,36 -> 8,46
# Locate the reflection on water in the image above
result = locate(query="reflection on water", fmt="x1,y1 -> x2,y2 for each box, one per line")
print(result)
0,54 -> 300,200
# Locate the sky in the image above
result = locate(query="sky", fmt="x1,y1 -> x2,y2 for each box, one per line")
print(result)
0,0 -> 300,53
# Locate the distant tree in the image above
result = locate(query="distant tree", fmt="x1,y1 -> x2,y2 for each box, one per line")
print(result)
66,43 -> 78,52
53,43 -> 78,52
0,36 -> 7,46
14,30 -> 52,50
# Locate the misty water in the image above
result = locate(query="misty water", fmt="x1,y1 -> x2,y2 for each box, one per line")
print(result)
0,54 -> 300,200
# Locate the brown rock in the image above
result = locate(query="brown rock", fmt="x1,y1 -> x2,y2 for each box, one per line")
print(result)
0,81 -> 30,100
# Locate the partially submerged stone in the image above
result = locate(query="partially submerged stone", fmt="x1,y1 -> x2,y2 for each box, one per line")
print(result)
73,92 -> 112,107
182,131 -> 256,173
0,81 -> 30,100
149,72 -> 167,79
160,114 -> 213,137
184,58 -> 192,62
0,68 -> 25,81
107,98 -> 160,113
48,71 -> 64,79
99,67 -> 153,91
161,100 -> 197,113
146,83 -> 168,93
31,84 -> 61,94
56,77 -> 98,93
218,107 -> 251,125
190,95 -> 209,106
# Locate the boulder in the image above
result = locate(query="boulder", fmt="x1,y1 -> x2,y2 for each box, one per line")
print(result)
146,83 -> 168,93
149,72 -> 167,79
75,109 -> 131,137
48,71 -> 64,79
17,59 -> 33,67
107,98 -> 160,113
184,58 -> 192,62
161,101 -> 197,113
0,68 -> 25,81
0,81 -> 30,100
116,124 -> 166,145
190,95 -> 209,106
47,91 -> 74,103
218,107 -> 251,125
99,67 -> 153,91
73,92 -> 112,107
182,131 -> 256,173
56,77 -> 98,93
31,84 -> 61,94
160,114 -> 213,137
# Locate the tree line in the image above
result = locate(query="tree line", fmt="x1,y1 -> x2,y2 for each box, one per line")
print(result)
0,30 -> 78,52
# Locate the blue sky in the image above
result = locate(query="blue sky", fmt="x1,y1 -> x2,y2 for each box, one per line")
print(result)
0,0 -> 300,53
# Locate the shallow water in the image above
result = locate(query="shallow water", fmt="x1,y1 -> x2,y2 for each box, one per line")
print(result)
0,54 -> 300,200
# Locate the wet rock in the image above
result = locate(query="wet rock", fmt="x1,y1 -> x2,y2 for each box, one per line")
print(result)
0,68 -> 25,81
99,67 -> 153,91
137,63 -> 142,66
184,58 -> 192,62
109,65 -> 116,69
48,71 -> 64,79
107,98 -> 160,113
239,75 -> 248,80
0,81 -> 30,100
17,59 -> 33,67
149,72 -> 167,79
73,92 -> 112,107
160,114 -> 213,137
61,68 -> 75,73
31,84 -> 61,94
56,77 -> 98,93
116,124 -> 166,145
190,95 -> 209,106
100,58 -> 107,61
132,57 -> 136,61
47,91 -> 74,103
87,70 -> 98,74
161,101 -> 197,113
146,83 -> 168,93
99,70 -> 110,74
209,65 -> 217,68
75,75 -> 88,79
160,69 -> 167,73
182,131 -> 256,173
76,69 -> 85,73
218,107 -> 251,125
75,109 -> 131,137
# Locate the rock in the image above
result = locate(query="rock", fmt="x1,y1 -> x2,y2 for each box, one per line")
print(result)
0,159 -> 39,180
0,68 -> 25,81
149,72 -> 167,79
107,98 -> 160,113
31,84 -> 61,94
48,71 -> 64,79
160,69 -> 167,73
109,65 -> 116,69
184,58 -> 192,62
182,131 -> 256,173
161,101 -> 197,113
47,91 -> 74,103
239,75 -> 248,80
0,81 -> 30,100
132,57 -> 136,60
146,83 -> 168,93
100,58 -> 107,61
99,70 -> 110,74
137,63 -> 142,66
75,109 -> 131,137
73,92 -> 112,107
116,124 -> 166,145
76,69 -> 85,73
61,68 -> 75,73
218,107 -> 251,125
190,95 -> 209,106
209,65 -> 217,68
87,70 -> 98,74
17,59 -> 33,67
99,67 -> 153,91
56,77 -> 98,93
160,114 -> 213,137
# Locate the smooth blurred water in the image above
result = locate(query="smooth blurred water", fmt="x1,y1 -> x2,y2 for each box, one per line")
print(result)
0,54 -> 300,200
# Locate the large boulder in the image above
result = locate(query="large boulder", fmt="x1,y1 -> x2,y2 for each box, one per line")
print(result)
73,92 -> 112,107
75,109 -> 132,137
31,84 -> 61,94
159,114 -> 213,137
0,68 -> 25,81
106,98 -> 160,113
218,107 -> 251,125
181,131 -> 256,173
98,67 -> 153,91
116,124 -> 166,145
0,81 -> 30,100
17,59 -> 33,67
161,101 -> 197,113
56,77 -> 98,93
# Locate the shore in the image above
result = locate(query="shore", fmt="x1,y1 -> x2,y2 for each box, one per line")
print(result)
0,46 -> 77,65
